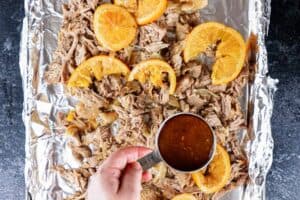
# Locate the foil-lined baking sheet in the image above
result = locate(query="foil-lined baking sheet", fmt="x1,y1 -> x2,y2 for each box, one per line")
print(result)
20,0 -> 278,199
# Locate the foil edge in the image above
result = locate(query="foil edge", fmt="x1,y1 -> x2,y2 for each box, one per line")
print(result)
20,0 -> 38,199
245,0 -> 278,199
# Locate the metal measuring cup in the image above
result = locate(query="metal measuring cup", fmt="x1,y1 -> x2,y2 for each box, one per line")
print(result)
137,112 -> 217,173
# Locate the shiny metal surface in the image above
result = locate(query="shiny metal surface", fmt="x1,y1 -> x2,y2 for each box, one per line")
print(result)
139,112 -> 216,173
20,0 -> 277,199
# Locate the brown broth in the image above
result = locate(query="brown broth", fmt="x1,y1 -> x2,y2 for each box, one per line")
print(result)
158,114 -> 214,171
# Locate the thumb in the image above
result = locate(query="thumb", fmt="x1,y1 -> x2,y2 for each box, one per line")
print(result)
118,162 -> 143,198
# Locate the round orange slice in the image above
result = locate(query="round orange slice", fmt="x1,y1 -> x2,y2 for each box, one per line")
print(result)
68,55 -> 130,88
128,59 -> 176,94
137,0 -> 167,25
172,194 -> 197,200
181,0 -> 208,11
183,22 -> 246,85
192,144 -> 231,194
93,4 -> 137,51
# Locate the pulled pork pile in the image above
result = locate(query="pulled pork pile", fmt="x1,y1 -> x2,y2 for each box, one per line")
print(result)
47,0 -> 251,199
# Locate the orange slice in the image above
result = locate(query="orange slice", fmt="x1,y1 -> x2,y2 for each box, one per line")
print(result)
184,22 -> 246,85
68,55 -> 130,88
93,4 -> 137,51
192,144 -> 231,194
172,194 -> 197,200
137,0 -> 167,25
114,0 -> 137,13
114,0 -> 167,25
128,59 -> 176,94
181,0 -> 208,11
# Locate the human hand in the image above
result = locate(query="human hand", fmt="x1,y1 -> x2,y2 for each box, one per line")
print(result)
87,146 -> 152,200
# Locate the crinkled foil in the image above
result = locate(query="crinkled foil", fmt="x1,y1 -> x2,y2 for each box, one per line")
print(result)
20,0 -> 278,199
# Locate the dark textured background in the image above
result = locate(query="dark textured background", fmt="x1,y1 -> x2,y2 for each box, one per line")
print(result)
0,0 -> 299,199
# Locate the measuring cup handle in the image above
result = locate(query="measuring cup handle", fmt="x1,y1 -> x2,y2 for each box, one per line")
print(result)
137,150 -> 162,171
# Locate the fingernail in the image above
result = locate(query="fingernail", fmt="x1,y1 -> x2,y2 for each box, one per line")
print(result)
133,162 -> 142,170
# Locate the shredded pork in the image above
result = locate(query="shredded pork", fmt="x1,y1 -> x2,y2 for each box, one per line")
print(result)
47,0 -> 252,199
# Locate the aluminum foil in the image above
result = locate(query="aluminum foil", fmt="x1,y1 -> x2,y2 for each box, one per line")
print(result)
20,0 -> 278,199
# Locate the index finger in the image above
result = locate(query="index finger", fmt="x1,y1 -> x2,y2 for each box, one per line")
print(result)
100,146 -> 152,171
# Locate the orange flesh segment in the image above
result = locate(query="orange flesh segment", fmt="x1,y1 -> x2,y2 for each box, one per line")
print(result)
136,0 -> 167,25
94,4 -> 137,51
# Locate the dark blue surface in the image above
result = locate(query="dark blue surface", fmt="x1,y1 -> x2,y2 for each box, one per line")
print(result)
266,1 -> 300,199
0,0 -> 299,199
0,0 -> 25,200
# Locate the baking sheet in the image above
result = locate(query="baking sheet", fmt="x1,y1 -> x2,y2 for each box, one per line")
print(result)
20,0 -> 278,199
